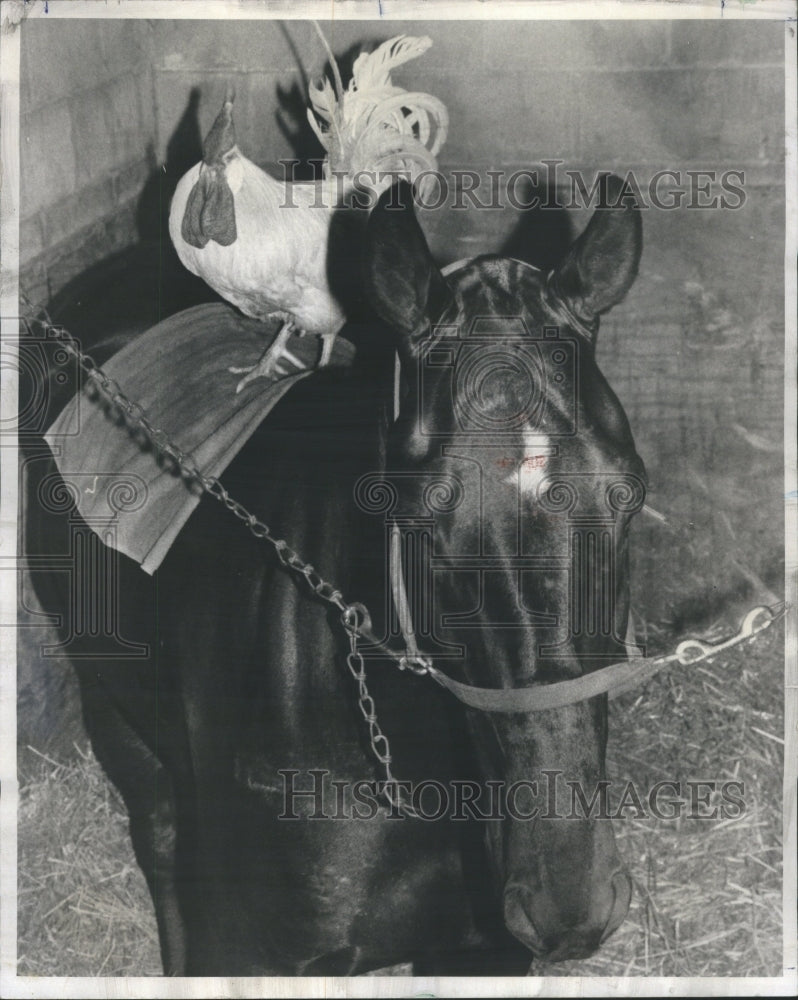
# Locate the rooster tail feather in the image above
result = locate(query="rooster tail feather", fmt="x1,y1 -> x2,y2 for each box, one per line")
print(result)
307,76 -> 343,152
309,22 -> 346,162
350,35 -> 433,91
352,92 -> 448,159
307,32 -> 448,189
349,131 -> 444,202
312,21 -> 344,101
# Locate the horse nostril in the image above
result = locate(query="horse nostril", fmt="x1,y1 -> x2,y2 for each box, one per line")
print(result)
503,884 -> 545,955
600,871 -> 633,943
504,870 -> 632,960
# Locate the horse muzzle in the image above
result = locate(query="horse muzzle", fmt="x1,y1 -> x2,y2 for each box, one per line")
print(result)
503,868 -> 632,961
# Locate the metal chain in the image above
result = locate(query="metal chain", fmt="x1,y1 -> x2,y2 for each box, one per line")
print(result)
23,301 -> 421,818
341,604 -> 424,818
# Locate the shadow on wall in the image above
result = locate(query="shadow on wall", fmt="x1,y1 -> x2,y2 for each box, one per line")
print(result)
135,87 -> 202,245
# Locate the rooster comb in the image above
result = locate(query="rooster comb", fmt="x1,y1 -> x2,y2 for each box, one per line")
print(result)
203,91 -> 237,165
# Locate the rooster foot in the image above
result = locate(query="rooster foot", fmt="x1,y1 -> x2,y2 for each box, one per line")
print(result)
229,321 -> 305,393
319,333 -> 336,367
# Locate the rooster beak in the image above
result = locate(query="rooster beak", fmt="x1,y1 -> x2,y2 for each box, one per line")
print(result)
202,88 -> 237,166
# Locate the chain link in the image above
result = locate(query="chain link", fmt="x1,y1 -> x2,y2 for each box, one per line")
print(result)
341,606 -> 424,819
25,302 -> 421,818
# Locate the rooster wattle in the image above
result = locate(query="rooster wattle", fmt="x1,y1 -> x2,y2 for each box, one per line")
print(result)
168,32 -> 448,393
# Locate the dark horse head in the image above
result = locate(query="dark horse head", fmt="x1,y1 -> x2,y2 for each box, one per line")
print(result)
362,176 -> 645,962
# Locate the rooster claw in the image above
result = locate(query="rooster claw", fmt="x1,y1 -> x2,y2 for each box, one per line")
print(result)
229,350 -> 304,393
229,319 -> 306,392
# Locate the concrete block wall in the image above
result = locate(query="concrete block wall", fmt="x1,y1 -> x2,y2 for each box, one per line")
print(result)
19,19 -> 157,308
151,20 -> 782,171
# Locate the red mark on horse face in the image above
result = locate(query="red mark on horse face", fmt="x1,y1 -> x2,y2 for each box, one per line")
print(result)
495,455 -> 547,471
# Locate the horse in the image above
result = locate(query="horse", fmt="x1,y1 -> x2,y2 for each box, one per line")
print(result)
27,174 -> 645,975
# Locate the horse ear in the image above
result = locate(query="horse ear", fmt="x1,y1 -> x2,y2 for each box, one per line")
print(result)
363,180 -> 454,356
552,174 -> 642,325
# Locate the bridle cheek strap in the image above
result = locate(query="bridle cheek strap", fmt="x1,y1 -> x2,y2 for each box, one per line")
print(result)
389,524 -> 420,661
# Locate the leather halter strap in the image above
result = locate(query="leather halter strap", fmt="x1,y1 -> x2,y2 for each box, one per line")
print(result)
388,530 -> 785,713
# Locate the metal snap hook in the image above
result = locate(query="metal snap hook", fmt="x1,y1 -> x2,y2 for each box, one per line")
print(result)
398,654 -> 432,676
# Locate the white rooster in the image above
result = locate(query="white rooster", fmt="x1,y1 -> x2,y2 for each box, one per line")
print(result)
168,31 -> 448,392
